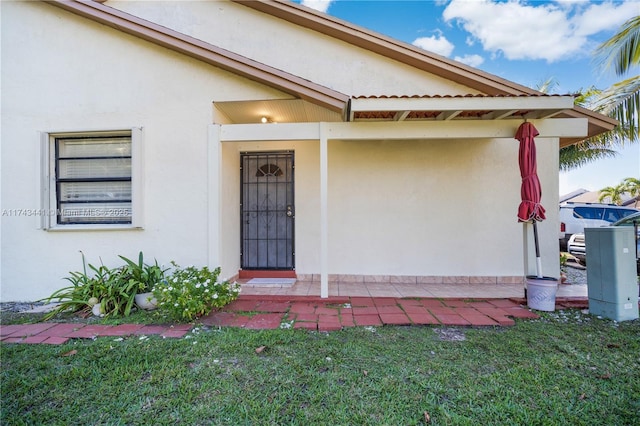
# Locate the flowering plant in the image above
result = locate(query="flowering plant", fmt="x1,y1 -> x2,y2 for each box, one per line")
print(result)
153,262 -> 240,322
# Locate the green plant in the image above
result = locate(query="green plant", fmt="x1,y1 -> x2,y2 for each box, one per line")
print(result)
153,262 -> 240,322
41,252 -> 165,320
40,252 -> 109,320
560,252 -> 569,271
118,252 -> 167,293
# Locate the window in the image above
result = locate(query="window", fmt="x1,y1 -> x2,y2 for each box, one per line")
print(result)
42,129 -> 142,229
573,207 -> 603,220
256,163 -> 283,177
604,208 -> 637,223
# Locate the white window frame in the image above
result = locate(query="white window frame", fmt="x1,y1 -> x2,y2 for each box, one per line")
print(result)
40,128 -> 144,231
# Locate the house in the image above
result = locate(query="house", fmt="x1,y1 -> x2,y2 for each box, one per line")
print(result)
561,190 -> 640,207
0,0 -> 616,301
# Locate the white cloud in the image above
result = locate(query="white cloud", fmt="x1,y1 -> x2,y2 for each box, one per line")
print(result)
442,0 -> 639,63
454,54 -> 484,67
572,1 -> 640,36
301,0 -> 334,13
412,34 -> 455,57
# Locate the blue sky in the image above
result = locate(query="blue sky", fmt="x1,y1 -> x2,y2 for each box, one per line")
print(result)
295,0 -> 639,196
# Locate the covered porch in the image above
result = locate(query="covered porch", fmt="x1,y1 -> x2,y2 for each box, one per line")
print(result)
209,95 -> 588,298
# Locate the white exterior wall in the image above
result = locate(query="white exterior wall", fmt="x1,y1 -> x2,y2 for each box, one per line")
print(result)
109,0 -> 480,96
218,136 -> 559,280
0,1 -> 289,300
1,1 -> 561,301
327,137 -> 559,278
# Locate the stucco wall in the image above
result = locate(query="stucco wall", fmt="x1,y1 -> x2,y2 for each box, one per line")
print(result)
0,1 -> 290,300
220,137 -> 560,279
1,1 -> 560,301
109,0 -> 480,96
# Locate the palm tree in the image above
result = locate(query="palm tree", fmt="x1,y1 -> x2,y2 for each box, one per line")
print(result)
623,177 -> 640,197
623,177 -> 640,207
559,15 -> 639,171
592,15 -> 639,144
598,183 -> 628,205
559,87 -> 619,171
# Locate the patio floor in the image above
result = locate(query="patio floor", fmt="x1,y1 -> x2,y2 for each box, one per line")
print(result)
237,280 -> 589,299
0,282 -> 591,345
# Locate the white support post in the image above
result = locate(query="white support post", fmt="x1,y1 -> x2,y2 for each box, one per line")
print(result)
319,123 -> 329,298
208,124 -> 222,270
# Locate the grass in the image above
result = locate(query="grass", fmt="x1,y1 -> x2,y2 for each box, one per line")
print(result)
0,307 -> 170,326
2,310 -> 640,425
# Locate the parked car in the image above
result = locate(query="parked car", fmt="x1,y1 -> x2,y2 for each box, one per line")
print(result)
559,202 -> 639,250
567,211 -> 640,273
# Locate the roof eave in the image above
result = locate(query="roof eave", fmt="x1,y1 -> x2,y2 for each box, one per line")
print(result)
234,0 -> 619,147
558,106 -> 618,148
233,0 -> 540,96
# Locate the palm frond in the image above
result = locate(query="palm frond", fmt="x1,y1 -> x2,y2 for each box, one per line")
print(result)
573,86 -> 601,107
594,15 -> 640,76
535,77 -> 559,94
559,143 -> 619,172
591,76 -> 640,143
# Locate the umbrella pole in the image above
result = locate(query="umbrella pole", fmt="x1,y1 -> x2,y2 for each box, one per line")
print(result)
532,221 -> 543,278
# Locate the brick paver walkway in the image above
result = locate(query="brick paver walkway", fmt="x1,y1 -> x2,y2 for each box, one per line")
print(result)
1,296 -> 589,345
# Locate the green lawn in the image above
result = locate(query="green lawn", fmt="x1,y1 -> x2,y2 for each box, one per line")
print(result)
2,310 -> 639,425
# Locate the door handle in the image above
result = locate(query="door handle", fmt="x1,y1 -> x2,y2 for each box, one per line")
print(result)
286,206 -> 294,217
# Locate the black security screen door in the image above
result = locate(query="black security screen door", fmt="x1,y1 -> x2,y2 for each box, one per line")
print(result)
241,152 -> 294,270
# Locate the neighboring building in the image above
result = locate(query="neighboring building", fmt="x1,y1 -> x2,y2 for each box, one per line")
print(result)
561,190 -> 640,206
1,0 -> 616,301
560,189 -> 590,204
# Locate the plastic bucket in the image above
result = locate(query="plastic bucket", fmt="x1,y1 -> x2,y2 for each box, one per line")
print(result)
526,276 -> 558,312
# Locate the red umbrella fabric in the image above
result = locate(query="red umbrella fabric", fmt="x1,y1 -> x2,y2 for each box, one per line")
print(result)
516,121 -> 546,278
516,122 -> 546,223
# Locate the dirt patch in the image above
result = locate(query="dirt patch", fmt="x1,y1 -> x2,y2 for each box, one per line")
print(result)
433,327 -> 466,341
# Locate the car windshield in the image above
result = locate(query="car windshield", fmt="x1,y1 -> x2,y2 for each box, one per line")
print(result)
611,211 -> 640,226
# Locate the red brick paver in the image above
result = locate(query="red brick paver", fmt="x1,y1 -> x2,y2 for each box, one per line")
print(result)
42,336 -> 70,345
406,311 -> 439,325
66,325 -> 114,339
432,314 -> 470,326
38,323 -> 81,337
134,325 -> 170,335
0,295 -> 556,344
161,328 -> 191,338
378,313 -> 412,325
354,314 -> 383,326
245,313 -> 284,329
289,303 -> 316,314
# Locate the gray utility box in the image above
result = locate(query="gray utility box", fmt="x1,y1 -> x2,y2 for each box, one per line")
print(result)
585,226 -> 638,322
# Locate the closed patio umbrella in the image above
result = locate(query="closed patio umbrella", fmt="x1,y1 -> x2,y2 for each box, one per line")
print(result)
516,121 -> 546,278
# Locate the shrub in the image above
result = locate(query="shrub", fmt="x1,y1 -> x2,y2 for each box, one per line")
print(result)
153,262 -> 240,322
41,251 -> 166,320
118,252 -> 167,293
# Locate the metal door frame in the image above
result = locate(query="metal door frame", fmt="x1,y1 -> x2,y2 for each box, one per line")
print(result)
240,151 -> 295,270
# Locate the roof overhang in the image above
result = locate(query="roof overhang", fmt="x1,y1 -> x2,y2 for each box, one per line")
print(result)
348,95 -> 576,122
233,0 -> 618,146
48,0 -> 617,147
217,118 -> 589,143
214,95 -> 606,146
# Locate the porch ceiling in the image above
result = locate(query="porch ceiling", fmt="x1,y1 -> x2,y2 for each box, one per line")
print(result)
215,95 -> 592,146
349,94 -> 576,122
215,94 -> 577,125
214,99 -> 343,124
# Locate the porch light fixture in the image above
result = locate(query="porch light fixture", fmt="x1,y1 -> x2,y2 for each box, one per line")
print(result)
261,116 -> 269,123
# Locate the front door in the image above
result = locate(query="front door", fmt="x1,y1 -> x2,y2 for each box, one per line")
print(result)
241,152 -> 294,270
